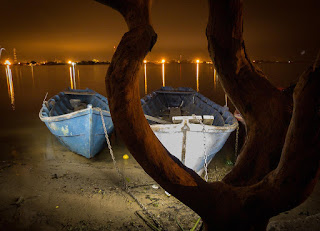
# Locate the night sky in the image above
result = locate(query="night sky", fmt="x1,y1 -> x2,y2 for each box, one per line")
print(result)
1,0 -> 319,62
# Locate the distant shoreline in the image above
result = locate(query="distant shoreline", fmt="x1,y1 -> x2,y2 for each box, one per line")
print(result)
0,60 -> 314,66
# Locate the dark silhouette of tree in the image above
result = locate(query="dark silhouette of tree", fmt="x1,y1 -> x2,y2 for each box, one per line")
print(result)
95,0 -> 320,230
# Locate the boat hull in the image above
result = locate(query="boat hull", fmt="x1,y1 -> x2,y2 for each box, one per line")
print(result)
142,87 -> 238,176
39,89 -> 113,158
151,120 -> 235,175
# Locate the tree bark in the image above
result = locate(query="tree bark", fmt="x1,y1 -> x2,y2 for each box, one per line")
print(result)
95,0 -> 320,230
96,1 -> 211,210
206,0 -> 293,186
235,56 -> 320,229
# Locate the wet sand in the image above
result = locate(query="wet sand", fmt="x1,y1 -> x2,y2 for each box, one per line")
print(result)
0,113 -> 319,231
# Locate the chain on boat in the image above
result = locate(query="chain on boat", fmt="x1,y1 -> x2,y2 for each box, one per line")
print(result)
99,106 -> 238,228
234,124 -> 240,159
98,108 -> 166,231
200,121 -> 209,182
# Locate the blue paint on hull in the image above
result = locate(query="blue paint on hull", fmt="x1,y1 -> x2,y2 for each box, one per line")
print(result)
39,88 -> 114,158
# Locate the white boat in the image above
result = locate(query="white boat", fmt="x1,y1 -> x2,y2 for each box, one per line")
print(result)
141,87 -> 238,176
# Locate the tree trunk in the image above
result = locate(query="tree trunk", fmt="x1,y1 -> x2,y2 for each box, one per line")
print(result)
206,0 -> 293,186
95,0 -> 320,230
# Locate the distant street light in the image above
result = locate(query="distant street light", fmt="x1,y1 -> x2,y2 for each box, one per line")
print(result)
4,60 -> 11,65
68,60 -> 76,65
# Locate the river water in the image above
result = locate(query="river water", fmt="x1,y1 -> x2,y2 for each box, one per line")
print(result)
0,62 -> 311,167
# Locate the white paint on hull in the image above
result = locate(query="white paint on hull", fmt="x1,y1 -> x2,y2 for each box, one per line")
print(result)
151,116 -> 236,175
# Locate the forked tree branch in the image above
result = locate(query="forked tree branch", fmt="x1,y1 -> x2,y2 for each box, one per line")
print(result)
207,0 -> 293,186
96,0 -> 320,230
239,54 -> 320,225
95,0 -> 151,29
95,0 -> 213,211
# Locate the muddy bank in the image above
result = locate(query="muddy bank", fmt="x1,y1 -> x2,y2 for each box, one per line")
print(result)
0,149 -> 199,231
0,119 -> 319,230
0,147 -> 319,231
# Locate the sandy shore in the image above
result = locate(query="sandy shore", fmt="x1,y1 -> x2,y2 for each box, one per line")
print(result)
0,151 -> 319,230
0,122 -> 319,230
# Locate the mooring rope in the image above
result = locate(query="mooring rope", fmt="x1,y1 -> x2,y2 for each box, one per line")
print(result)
98,108 -> 166,231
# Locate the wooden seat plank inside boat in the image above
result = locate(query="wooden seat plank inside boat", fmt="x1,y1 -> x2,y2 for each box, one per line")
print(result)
142,87 -> 231,126
169,107 -> 181,120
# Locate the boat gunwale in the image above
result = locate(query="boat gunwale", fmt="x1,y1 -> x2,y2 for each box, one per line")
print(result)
150,121 -> 238,132
39,107 -> 111,122
39,88 -> 112,122
142,87 -> 238,128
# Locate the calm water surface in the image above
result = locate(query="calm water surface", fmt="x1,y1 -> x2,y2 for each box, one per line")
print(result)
0,62 -> 311,166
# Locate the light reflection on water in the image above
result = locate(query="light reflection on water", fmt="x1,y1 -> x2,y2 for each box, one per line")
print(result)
69,63 -> 77,89
196,62 -> 200,92
5,64 -> 15,110
144,63 -> 147,95
0,62 -> 312,164
31,64 -> 35,87
161,62 -> 165,87
141,63 -> 223,104
213,68 -> 217,90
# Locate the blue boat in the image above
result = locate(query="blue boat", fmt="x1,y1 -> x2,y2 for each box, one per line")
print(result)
39,88 -> 114,158
141,87 -> 238,176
